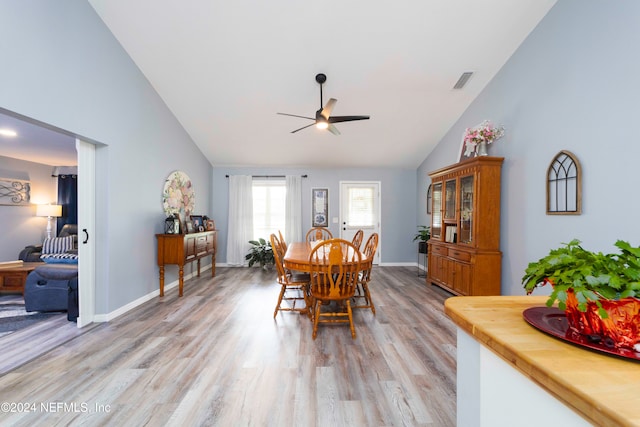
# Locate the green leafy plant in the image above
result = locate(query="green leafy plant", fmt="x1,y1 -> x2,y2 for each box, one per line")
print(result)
522,239 -> 640,317
413,225 -> 431,242
245,238 -> 275,269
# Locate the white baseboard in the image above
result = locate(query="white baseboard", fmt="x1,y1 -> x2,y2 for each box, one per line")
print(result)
93,264 -> 212,323
378,262 -> 419,267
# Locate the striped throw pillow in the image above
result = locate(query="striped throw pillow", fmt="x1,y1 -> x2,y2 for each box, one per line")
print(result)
40,253 -> 79,264
42,235 -> 74,254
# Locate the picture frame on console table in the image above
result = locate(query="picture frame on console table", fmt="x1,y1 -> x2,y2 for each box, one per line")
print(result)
205,219 -> 215,231
190,215 -> 204,231
185,220 -> 194,234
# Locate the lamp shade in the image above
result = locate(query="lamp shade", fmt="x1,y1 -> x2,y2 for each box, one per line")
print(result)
36,204 -> 62,218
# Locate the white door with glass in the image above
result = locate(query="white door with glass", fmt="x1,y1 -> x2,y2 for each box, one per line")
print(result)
339,181 -> 381,264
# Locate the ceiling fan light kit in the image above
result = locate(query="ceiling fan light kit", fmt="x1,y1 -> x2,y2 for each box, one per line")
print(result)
278,73 -> 370,135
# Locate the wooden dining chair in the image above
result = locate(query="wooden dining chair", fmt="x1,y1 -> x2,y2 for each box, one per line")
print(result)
353,232 -> 378,315
351,229 -> 364,250
270,234 -> 311,318
308,238 -> 361,339
305,227 -> 333,243
277,230 -> 288,253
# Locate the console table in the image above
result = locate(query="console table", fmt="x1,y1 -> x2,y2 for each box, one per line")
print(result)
156,230 -> 217,297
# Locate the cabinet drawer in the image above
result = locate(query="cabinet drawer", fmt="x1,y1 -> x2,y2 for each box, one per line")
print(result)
448,248 -> 471,262
196,236 -> 207,253
431,245 -> 448,256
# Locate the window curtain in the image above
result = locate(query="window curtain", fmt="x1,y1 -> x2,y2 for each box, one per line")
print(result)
56,174 -> 78,235
285,175 -> 302,243
226,175 -> 254,266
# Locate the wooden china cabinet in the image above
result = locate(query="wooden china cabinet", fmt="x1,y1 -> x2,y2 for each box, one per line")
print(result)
427,156 -> 503,296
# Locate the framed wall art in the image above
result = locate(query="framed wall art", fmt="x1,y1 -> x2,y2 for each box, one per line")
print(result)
312,188 -> 329,227
0,178 -> 30,206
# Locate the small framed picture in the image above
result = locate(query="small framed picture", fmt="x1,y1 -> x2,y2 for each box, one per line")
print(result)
190,215 -> 204,231
185,220 -> 194,234
205,219 -> 215,231
312,188 -> 329,227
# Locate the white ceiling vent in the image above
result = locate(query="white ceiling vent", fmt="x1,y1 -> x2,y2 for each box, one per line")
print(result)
453,72 -> 474,89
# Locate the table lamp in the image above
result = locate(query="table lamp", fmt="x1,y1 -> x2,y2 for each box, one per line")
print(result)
36,204 -> 62,239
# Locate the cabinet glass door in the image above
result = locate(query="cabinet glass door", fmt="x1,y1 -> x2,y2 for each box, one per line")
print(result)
459,175 -> 474,244
431,182 -> 442,239
444,179 -> 456,220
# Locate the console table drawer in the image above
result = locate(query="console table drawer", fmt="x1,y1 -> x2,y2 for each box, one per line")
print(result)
195,236 -> 208,254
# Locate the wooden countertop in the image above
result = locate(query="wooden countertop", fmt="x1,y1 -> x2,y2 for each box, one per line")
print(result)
444,296 -> 640,427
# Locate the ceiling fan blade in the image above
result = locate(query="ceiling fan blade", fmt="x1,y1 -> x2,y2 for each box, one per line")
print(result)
328,115 -> 370,124
277,112 -> 315,120
327,124 -> 341,135
320,98 -> 337,120
290,123 -> 316,133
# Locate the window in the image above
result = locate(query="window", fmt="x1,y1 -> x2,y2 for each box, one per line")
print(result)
346,186 -> 375,227
252,179 -> 286,240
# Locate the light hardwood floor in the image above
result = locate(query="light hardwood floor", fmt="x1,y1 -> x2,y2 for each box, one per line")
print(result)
0,266 -> 457,426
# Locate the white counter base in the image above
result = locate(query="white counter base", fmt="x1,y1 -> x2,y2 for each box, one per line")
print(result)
457,328 -> 591,427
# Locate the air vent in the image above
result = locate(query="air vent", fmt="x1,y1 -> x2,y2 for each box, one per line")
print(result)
453,72 -> 473,89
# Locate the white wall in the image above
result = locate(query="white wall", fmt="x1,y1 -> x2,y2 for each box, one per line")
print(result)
0,1 -> 212,314
0,156 -> 59,261
417,0 -> 640,296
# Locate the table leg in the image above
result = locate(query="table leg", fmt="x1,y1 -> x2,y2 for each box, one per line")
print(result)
159,266 -> 165,297
178,266 -> 184,297
197,259 -> 201,277
211,254 -> 215,277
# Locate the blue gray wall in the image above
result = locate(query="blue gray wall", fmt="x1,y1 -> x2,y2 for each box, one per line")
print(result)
0,1 -> 212,314
418,0 -> 640,296
212,167 -> 417,264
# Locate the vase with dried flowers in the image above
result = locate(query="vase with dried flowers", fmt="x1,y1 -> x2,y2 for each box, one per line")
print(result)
463,120 -> 505,157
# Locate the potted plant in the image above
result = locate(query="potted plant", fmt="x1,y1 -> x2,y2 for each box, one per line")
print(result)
413,225 -> 431,254
245,238 -> 275,270
522,239 -> 640,351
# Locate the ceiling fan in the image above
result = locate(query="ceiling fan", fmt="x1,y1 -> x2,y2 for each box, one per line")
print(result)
277,73 -> 370,135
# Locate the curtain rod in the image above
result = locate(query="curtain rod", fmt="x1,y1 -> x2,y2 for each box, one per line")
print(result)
225,174 -> 308,178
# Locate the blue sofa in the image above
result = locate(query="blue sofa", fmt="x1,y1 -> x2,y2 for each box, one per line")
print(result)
19,224 -> 78,262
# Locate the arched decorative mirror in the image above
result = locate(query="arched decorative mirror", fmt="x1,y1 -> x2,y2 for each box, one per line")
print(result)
547,150 -> 581,215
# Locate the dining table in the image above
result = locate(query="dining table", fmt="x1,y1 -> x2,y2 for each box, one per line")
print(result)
283,241 -> 372,273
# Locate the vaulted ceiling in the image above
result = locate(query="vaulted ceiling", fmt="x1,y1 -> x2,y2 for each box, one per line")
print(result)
1,1 -> 557,169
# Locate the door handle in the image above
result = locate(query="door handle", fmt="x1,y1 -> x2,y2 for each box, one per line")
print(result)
82,228 -> 89,244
